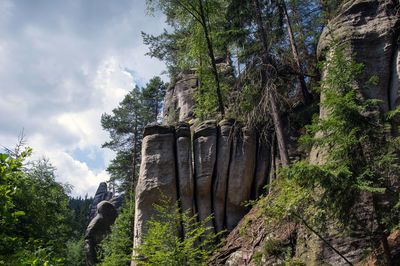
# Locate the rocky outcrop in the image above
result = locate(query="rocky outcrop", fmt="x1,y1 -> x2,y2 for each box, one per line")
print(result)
226,126 -> 257,231
133,125 -> 177,254
84,201 -> 118,266
213,119 -> 234,233
88,182 -> 112,221
132,120 -> 274,252
163,71 -> 197,124
193,120 -> 217,230
175,122 -> 195,220
84,183 -> 124,265
317,0 -> 400,112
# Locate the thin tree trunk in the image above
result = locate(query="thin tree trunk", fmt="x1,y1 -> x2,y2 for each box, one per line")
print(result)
281,0 -> 311,104
252,0 -> 290,167
198,0 -> 225,117
289,4 -> 319,86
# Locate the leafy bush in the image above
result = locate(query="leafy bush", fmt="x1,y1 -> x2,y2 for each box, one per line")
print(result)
133,196 -> 221,265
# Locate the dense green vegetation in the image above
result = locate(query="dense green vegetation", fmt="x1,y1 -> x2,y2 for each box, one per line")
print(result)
0,145 -> 92,265
101,76 -> 166,194
258,42 -> 400,264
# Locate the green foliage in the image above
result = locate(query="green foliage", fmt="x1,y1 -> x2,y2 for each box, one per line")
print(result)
64,237 -> 86,266
99,199 -> 134,266
133,196 -> 221,265
0,149 -> 73,264
258,41 -> 399,263
101,78 -> 165,193
68,195 -> 93,239
0,149 -> 31,262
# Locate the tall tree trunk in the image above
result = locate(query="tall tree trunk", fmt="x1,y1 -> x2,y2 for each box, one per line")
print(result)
289,4 -> 319,86
252,0 -> 290,167
198,0 -> 225,117
281,0 -> 311,104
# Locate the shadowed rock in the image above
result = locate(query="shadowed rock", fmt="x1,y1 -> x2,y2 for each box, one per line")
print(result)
193,120 -> 217,231
88,182 -> 112,221
175,122 -> 195,229
163,71 -> 197,124
213,119 -> 234,233
226,126 -> 257,231
84,201 -> 118,266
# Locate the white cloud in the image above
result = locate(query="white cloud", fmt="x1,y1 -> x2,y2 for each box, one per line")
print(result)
0,0 -> 167,197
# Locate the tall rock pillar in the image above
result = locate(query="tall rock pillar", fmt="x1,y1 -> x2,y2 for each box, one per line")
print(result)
132,125 -> 177,262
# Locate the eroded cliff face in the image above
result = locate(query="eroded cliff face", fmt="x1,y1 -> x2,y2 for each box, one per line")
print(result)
163,71 -> 197,123
132,120 -> 275,254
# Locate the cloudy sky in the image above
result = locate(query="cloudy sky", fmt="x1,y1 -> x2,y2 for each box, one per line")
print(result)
0,0 -> 167,197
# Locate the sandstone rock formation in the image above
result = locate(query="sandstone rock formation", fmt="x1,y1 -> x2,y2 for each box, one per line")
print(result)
213,119 -> 234,233
193,120 -> 217,230
133,125 -> 177,253
84,183 -> 124,265
226,126 -> 256,231
88,182 -> 112,221
132,120 -> 275,254
317,0 -> 400,113
175,122 -> 195,223
84,201 -> 118,266
210,0 -> 400,265
163,71 -> 197,123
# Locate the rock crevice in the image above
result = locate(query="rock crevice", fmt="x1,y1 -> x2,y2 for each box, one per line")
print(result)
132,120 -> 274,251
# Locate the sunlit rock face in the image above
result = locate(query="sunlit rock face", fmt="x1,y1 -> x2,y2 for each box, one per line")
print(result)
132,125 -> 177,254
162,71 -> 197,123
317,0 -> 400,113
132,119 -> 274,255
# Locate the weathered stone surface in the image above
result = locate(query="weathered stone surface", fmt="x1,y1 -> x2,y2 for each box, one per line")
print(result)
89,182 -> 113,221
226,126 -> 257,231
133,125 -> 177,253
193,120 -> 217,230
213,119 -> 234,233
304,1 -> 400,264
317,0 -> 400,112
163,71 -> 197,124
252,135 -> 272,199
84,201 -> 118,266
109,194 -> 124,211
175,122 -> 195,225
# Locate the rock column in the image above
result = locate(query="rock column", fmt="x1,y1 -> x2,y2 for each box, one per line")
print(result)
175,122 -> 195,232
213,119 -> 234,232
226,126 -> 257,230
193,120 -> 217,231
132,125 -> 177,255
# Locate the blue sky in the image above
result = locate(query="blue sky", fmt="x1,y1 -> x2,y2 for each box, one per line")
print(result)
0,0 -> 167,197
